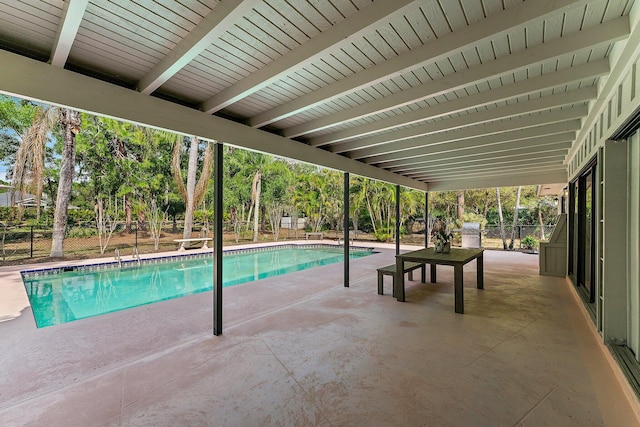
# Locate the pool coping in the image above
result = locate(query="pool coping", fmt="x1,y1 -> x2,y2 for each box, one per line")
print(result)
0,240 -> 414,324
19,243 -> 376,279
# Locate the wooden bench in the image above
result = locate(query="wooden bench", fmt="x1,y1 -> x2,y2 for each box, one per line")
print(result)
377,261 -> 425,296
305,232 -> 323,240
173,237 -> 213,251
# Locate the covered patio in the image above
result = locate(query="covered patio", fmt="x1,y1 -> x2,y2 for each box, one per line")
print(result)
2,0 -> 640,424
0,246 -> 637,425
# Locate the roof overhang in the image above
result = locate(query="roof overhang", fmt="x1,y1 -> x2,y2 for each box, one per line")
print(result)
0,0 -> 636,191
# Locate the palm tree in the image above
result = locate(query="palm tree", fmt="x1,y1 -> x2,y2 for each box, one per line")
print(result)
172,136 -> 213,244
250,168 -> 262,242
509,186 -> 522,250
496,187 -> 507,250
10,104 -> 80,257
11,105 -> 56,221
51,109 -> 81,257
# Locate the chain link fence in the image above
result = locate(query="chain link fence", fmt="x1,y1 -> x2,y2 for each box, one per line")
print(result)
0,221 -> 333,265
0,220 -> 559,265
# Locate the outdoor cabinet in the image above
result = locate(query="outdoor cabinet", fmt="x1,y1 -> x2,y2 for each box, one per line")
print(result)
539,214 -> 567,277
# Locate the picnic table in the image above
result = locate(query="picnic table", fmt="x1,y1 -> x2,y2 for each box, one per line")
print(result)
395,248 -> 484,313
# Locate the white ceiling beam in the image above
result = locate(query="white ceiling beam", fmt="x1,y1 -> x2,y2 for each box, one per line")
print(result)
331,86 -> 595,154
425,165 -> 568,182
427,170 -> 568,192
49,0 -> 89,67
379,134 -> 574,169
567,8 -> 640,165
137,0 -> 256,95
416,163 -> 565,181
406,155 -> 567,176
409,161 -> 565,181
348,104 -> 587,159
403,151 -> 568,174
250,0 -> 597,129
388,145 -> 570,174
284,17 -> 629,138
363,121 -> 581,164
314,61 -> 607,149
200,0 -> 416,114
0,49 -> 428,192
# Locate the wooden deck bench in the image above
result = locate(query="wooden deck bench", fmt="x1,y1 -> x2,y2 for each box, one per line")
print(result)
173,237 -> 213,251
377,261 -> 425,296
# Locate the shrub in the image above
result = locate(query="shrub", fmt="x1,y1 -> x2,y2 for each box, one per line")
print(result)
374,229 -> 391,242
521,235 -> 539,250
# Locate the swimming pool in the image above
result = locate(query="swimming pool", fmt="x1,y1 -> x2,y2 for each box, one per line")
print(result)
21,244 -> 374,328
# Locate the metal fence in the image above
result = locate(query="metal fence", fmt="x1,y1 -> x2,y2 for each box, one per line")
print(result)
0,221 -> 327,265
483,225 -> 556,240
0,221 -> 559,264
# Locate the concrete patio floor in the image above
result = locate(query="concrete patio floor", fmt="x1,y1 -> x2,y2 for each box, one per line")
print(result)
1,243 -> 639,426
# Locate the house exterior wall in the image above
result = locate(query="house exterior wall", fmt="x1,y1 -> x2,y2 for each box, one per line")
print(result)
568,1 -> 640,364
568,4 -> 640,181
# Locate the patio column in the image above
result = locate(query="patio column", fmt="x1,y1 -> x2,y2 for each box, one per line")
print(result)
213,142 -> 223,336
396,185 -> 400,256
425,192 -> 429,248
344,172 -> 349,287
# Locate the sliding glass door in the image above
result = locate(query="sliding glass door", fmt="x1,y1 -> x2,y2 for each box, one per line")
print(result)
569,160 -> 597,311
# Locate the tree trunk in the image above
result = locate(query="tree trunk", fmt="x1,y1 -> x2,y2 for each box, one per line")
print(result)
366,194 -> 377,236
496,187 -> 507,250
95,198 -> 104,251
509,186 -> 522,249
456,190 -> 464,222
483,190 -> 489,219
50,109 -> 80,257
252,170 -> 261,242
182,136 -> 199,242
125,196 -> 132,233
138,210 -> 147,232
246,203 -> 253,232
538,203 -> 546,240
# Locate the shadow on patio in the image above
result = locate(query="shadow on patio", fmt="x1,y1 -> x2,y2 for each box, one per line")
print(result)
0,247 -> 638,426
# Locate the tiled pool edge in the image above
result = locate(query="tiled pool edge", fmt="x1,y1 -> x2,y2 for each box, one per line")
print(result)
20,243 -> 375,279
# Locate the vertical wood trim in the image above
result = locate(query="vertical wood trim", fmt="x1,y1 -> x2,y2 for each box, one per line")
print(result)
603,139 -> 629,344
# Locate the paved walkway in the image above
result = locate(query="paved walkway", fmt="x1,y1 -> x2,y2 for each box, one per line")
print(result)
0,245 -> 638,426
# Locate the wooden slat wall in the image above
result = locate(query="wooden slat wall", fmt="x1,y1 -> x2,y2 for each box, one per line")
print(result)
0,0 -> 62,56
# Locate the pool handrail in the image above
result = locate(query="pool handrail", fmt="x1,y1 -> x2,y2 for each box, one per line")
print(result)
114,248 -> 122,268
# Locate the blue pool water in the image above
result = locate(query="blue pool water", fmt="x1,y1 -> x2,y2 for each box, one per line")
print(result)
22,244 -> 374,328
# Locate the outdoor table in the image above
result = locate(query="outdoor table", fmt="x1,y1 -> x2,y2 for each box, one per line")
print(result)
394,248 -> 484,313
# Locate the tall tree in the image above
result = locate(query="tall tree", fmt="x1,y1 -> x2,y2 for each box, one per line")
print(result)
250,169 -> 262,242
50,109 -> 81,257
509,186 -> 522,249
496,187 -> 507,250
0,95 -> 38,173
261,159 -> 293,241
172,136 -> 213,242
456,190 -> 465,222
10,105 -> 56,220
